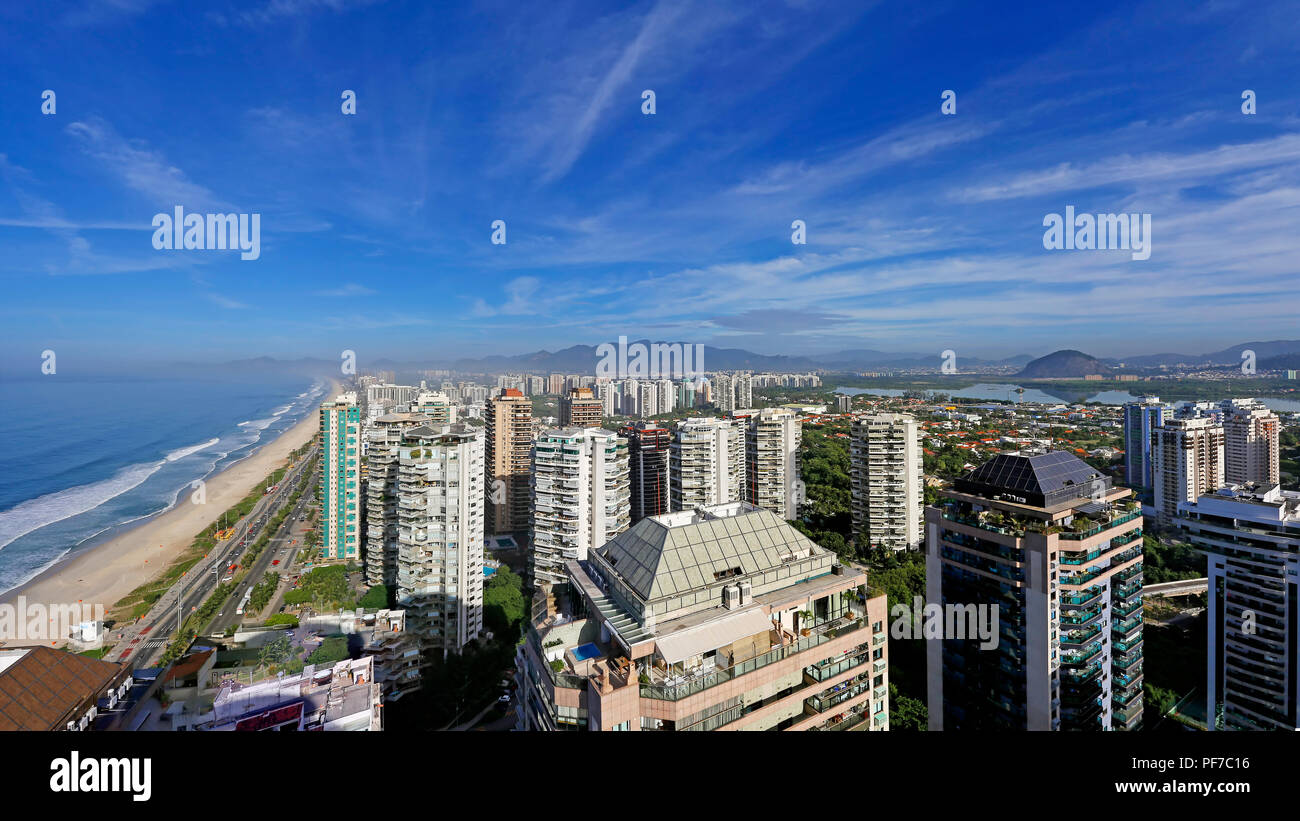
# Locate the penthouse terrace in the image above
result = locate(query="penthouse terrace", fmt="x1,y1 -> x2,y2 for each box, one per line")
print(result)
516,502 -> 890,731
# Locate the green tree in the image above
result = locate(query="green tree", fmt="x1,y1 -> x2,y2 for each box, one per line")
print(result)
889,683 -> 927,731
483,566 -> 526,641
358,584 -> 390,610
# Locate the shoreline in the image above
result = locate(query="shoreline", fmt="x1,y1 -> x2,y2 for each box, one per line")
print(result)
0,380 -> 338,619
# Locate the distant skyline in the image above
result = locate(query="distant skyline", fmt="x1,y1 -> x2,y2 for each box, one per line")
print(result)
3,0 -> 1300,368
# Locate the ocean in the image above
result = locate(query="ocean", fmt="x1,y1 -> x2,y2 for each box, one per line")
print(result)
0,374 -> 328,595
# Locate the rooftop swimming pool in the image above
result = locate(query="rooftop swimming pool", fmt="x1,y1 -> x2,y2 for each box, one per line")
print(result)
572,642 -> 601,661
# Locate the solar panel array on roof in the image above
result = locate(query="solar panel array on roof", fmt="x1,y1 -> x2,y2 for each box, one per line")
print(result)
967,451 -> 1097,494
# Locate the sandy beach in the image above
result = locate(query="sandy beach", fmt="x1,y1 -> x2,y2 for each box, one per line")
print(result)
0,382 -> 338,616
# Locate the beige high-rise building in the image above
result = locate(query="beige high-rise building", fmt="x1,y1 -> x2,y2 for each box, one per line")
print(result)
746,408 -> 802,519
670,417 -> 745,511
531,428 -> 630,585
560,387 -> 604,428
1153,416 -> 1225,528
1223,402 -> 1280,486
485,388 -> 533,534
850,413 -> 923,552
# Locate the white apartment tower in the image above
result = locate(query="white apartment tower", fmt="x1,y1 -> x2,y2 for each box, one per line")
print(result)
364,411 -> 432,588
1178,483 -> 1300,730
746,408 -> 802,519
850,413 -> 924,551
395,423 -> 485,653
1153,416 -> 1225,528
670,417 -> 746,511
531,428 -> 631,585
712,373 -> 734,412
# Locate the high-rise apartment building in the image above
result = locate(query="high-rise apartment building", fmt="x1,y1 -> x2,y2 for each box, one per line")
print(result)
670,417 -> 745,511
655,379 -> 676,416
925,451 -> 1145,730
712,373 -> 733,412
850,413 -> 923,552
548,374 -> 566,395
1223,401 -> 1280,486
1153,417 -> 1225,528
515,502 -> 890,731
622,422 -> 670,523
364,411 -> 431,587
637,381 -> 659,418
395,423 -> 485,653
485,388 -> 533,535
560,387 -> 604,428
320,393 -> 362,562
531,428 -> 630,585
1122,397 -> 1168,489
746,408 -> 802,519
1177,482 -> 1300,731
413,391 -> 454,424
734,372 -> 753,409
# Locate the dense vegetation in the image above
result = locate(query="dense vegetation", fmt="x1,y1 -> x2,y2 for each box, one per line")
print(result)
282,564 -> 355,610
793,424 -> 853,559
1141,533 -> 1204,583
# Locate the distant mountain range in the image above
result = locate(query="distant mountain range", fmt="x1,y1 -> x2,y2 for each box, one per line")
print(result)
168,338 -> 1300,378
1104,340 -> 1300,368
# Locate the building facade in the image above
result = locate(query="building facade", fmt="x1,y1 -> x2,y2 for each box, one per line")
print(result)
320,393 -> 362,562
670,417 -> 745,511
1223,401 -> 1281,487
623,422 -> 671,524
395,424 -> 485,653
364,412 -> 431,588
485,388 -> 533,534
560,387 -> 604,428
746,408 -> 802,520
1177,483 -> 1300,731
850,413 -> 923,552
1122,397 -> 1168,490
531,428 -> 631,586
925,451 -> 1144,730
1153,416 -> 1225,528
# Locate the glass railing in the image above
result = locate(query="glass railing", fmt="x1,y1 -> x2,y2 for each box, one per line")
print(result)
1059,511 -> 1141,541
641,617 -> 867,701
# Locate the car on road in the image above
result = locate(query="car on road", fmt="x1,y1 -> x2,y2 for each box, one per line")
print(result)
271,559 -> 280,566
498,693 -> 510,703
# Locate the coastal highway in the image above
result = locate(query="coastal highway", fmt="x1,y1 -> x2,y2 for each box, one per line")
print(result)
202,467 -> 319,637
106,445 -> 319,667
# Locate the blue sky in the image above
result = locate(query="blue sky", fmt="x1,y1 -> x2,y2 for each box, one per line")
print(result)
2,0 -> 1299,370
